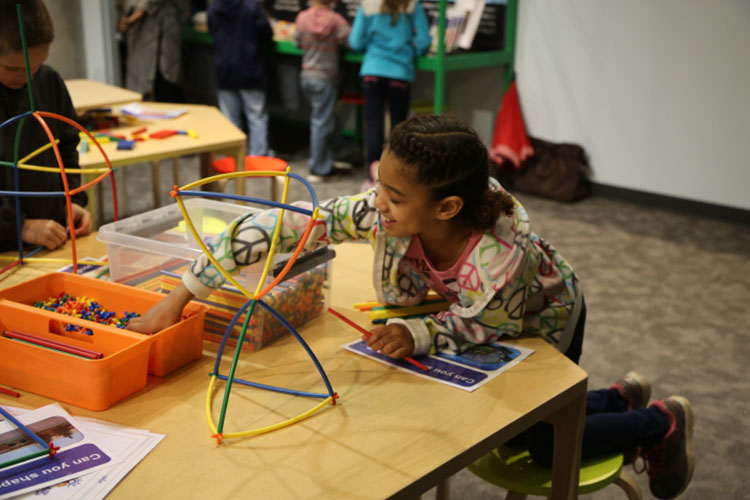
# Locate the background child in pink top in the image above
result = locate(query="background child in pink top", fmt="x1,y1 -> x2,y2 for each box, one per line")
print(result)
294,0 -> 351,182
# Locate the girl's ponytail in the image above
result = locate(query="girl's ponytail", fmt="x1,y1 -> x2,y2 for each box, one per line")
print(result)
472,188 -> 515,230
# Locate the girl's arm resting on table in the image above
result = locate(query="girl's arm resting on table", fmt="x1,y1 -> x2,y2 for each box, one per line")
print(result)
127,284 -> 195,334
390,287 -> 526,356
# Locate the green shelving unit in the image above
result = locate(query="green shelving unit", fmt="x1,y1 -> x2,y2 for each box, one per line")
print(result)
429,0 -> 517,114
181,0 -> 517,115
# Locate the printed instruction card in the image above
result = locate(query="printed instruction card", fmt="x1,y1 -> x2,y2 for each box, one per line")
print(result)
0,405 -> 112,499
342,340 -> 534,392
0,404 -> 163,500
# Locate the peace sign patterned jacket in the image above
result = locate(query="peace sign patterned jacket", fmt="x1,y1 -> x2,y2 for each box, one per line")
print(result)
182,181 -> 582,356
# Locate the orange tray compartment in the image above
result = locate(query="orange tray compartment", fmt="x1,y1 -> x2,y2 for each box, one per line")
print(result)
0,301 -> 152,410
0,272 -> 206,377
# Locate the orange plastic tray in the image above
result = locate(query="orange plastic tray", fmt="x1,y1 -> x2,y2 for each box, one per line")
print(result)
0,272 -> 206,376
0,301 -> 152,410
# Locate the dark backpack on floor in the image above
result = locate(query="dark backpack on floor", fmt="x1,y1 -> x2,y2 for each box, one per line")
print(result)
494,137 -> 593,202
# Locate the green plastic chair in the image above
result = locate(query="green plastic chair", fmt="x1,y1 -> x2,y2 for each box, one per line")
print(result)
466,444 -> 642,500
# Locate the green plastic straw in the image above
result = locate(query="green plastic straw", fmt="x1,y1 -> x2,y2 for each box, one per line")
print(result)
216,299 -> 257,434
16,3 -> 36,112
0,449 -> 48,469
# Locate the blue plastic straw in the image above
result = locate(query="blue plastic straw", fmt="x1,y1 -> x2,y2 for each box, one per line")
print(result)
0,405 -> 48,449
0,189 -> 68,197
210,373 -> 329,399
257,299 -> 335,397
177,190 -> 314,216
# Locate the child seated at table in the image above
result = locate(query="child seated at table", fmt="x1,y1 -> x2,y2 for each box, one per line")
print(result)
128,114 -> 694,499
0,0 -> 91,251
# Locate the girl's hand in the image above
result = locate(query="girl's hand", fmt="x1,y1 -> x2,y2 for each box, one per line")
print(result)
365,324 -> 415,359
127,284 -> 195,333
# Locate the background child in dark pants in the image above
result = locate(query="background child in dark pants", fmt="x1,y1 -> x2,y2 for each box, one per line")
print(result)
295,0 -> 351,183
0,0 -> 91,252
208,0 -> 273,156
348,0 -> 431,190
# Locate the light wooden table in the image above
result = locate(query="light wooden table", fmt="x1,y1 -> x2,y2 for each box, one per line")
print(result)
65,79 -> 143,112
76,102 -> 246,226
0,237 -> 588,500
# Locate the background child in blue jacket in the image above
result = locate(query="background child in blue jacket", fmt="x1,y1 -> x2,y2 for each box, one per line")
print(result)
348,0 -> 431,190
208,0 -> 273,156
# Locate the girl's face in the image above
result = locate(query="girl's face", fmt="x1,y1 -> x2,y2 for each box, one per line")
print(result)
374,148 -> 440,238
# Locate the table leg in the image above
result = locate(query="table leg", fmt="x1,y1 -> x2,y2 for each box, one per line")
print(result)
435,477 -> 449,500
150,161 -> 161,208
547,387 -> 586,500
199,152 -> 217,192
171,158 -> 180,187
234,149 -> 245,197
119,166 -> 128,218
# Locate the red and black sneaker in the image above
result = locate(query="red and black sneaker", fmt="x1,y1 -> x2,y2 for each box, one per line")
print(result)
611,371 -> 652,410
640,396 -> 695,499
611,372 -> 652,463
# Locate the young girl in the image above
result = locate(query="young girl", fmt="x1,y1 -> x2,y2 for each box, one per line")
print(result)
348,0 -> 431,191
128,115 -> 693,500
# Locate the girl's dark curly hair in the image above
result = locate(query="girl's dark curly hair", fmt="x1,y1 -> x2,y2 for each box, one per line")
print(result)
386,114 -> 514,231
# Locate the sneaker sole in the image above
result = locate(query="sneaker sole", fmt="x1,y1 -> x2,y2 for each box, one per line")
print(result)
626,370 -> 652,408
670,395 -> 695,498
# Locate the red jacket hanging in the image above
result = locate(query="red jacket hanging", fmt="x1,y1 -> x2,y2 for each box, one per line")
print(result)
489,80 -> 534,169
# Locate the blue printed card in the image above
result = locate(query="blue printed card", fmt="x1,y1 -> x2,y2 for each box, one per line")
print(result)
343,340 -> 534,392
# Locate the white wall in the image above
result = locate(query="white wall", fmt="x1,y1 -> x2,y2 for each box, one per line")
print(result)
45,0 -> 84,79
514,0 -> 750,210
78,0 -> 120,84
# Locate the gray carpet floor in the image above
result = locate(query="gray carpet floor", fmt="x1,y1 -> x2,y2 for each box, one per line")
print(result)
99,151 -> 749,500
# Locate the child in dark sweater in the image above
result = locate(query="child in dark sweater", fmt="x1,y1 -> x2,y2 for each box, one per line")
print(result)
0,0 -> 91,251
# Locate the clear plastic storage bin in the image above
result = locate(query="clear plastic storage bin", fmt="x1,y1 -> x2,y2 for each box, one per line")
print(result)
98,199 -> 335,351
98,198 -> 258,284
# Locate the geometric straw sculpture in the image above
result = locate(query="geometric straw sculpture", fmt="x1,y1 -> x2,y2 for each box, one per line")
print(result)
170,168 -> 337,444
0,4 -> 118,277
